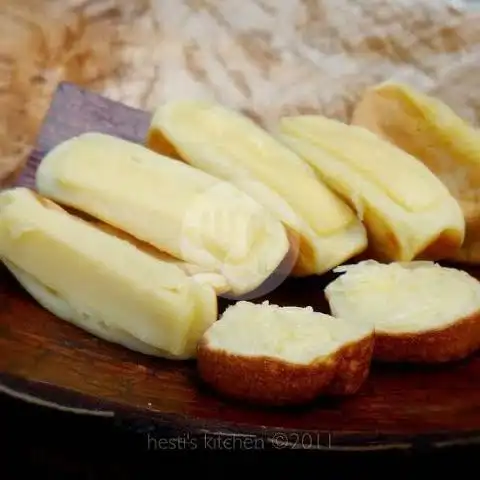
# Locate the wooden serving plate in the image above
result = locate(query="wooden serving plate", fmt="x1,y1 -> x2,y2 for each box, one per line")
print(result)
1,82 -> 479,452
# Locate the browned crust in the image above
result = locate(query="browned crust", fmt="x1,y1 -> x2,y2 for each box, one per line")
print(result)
326,334 -> 375,395
146,126 -> 184,161
351,86 -> 465,262
416,228 -> 465,262
31,189 -> 67,213
32,190 -> 130,234
196,338 -> 341,406
196,332 -> 375,406
373,310 -> 480,363
360,205 -> 462,263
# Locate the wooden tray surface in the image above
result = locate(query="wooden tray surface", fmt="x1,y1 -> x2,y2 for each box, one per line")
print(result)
1,82 -> 479,451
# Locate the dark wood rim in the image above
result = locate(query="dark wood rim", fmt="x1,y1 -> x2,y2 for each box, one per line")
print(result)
1,372 -> 479,452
